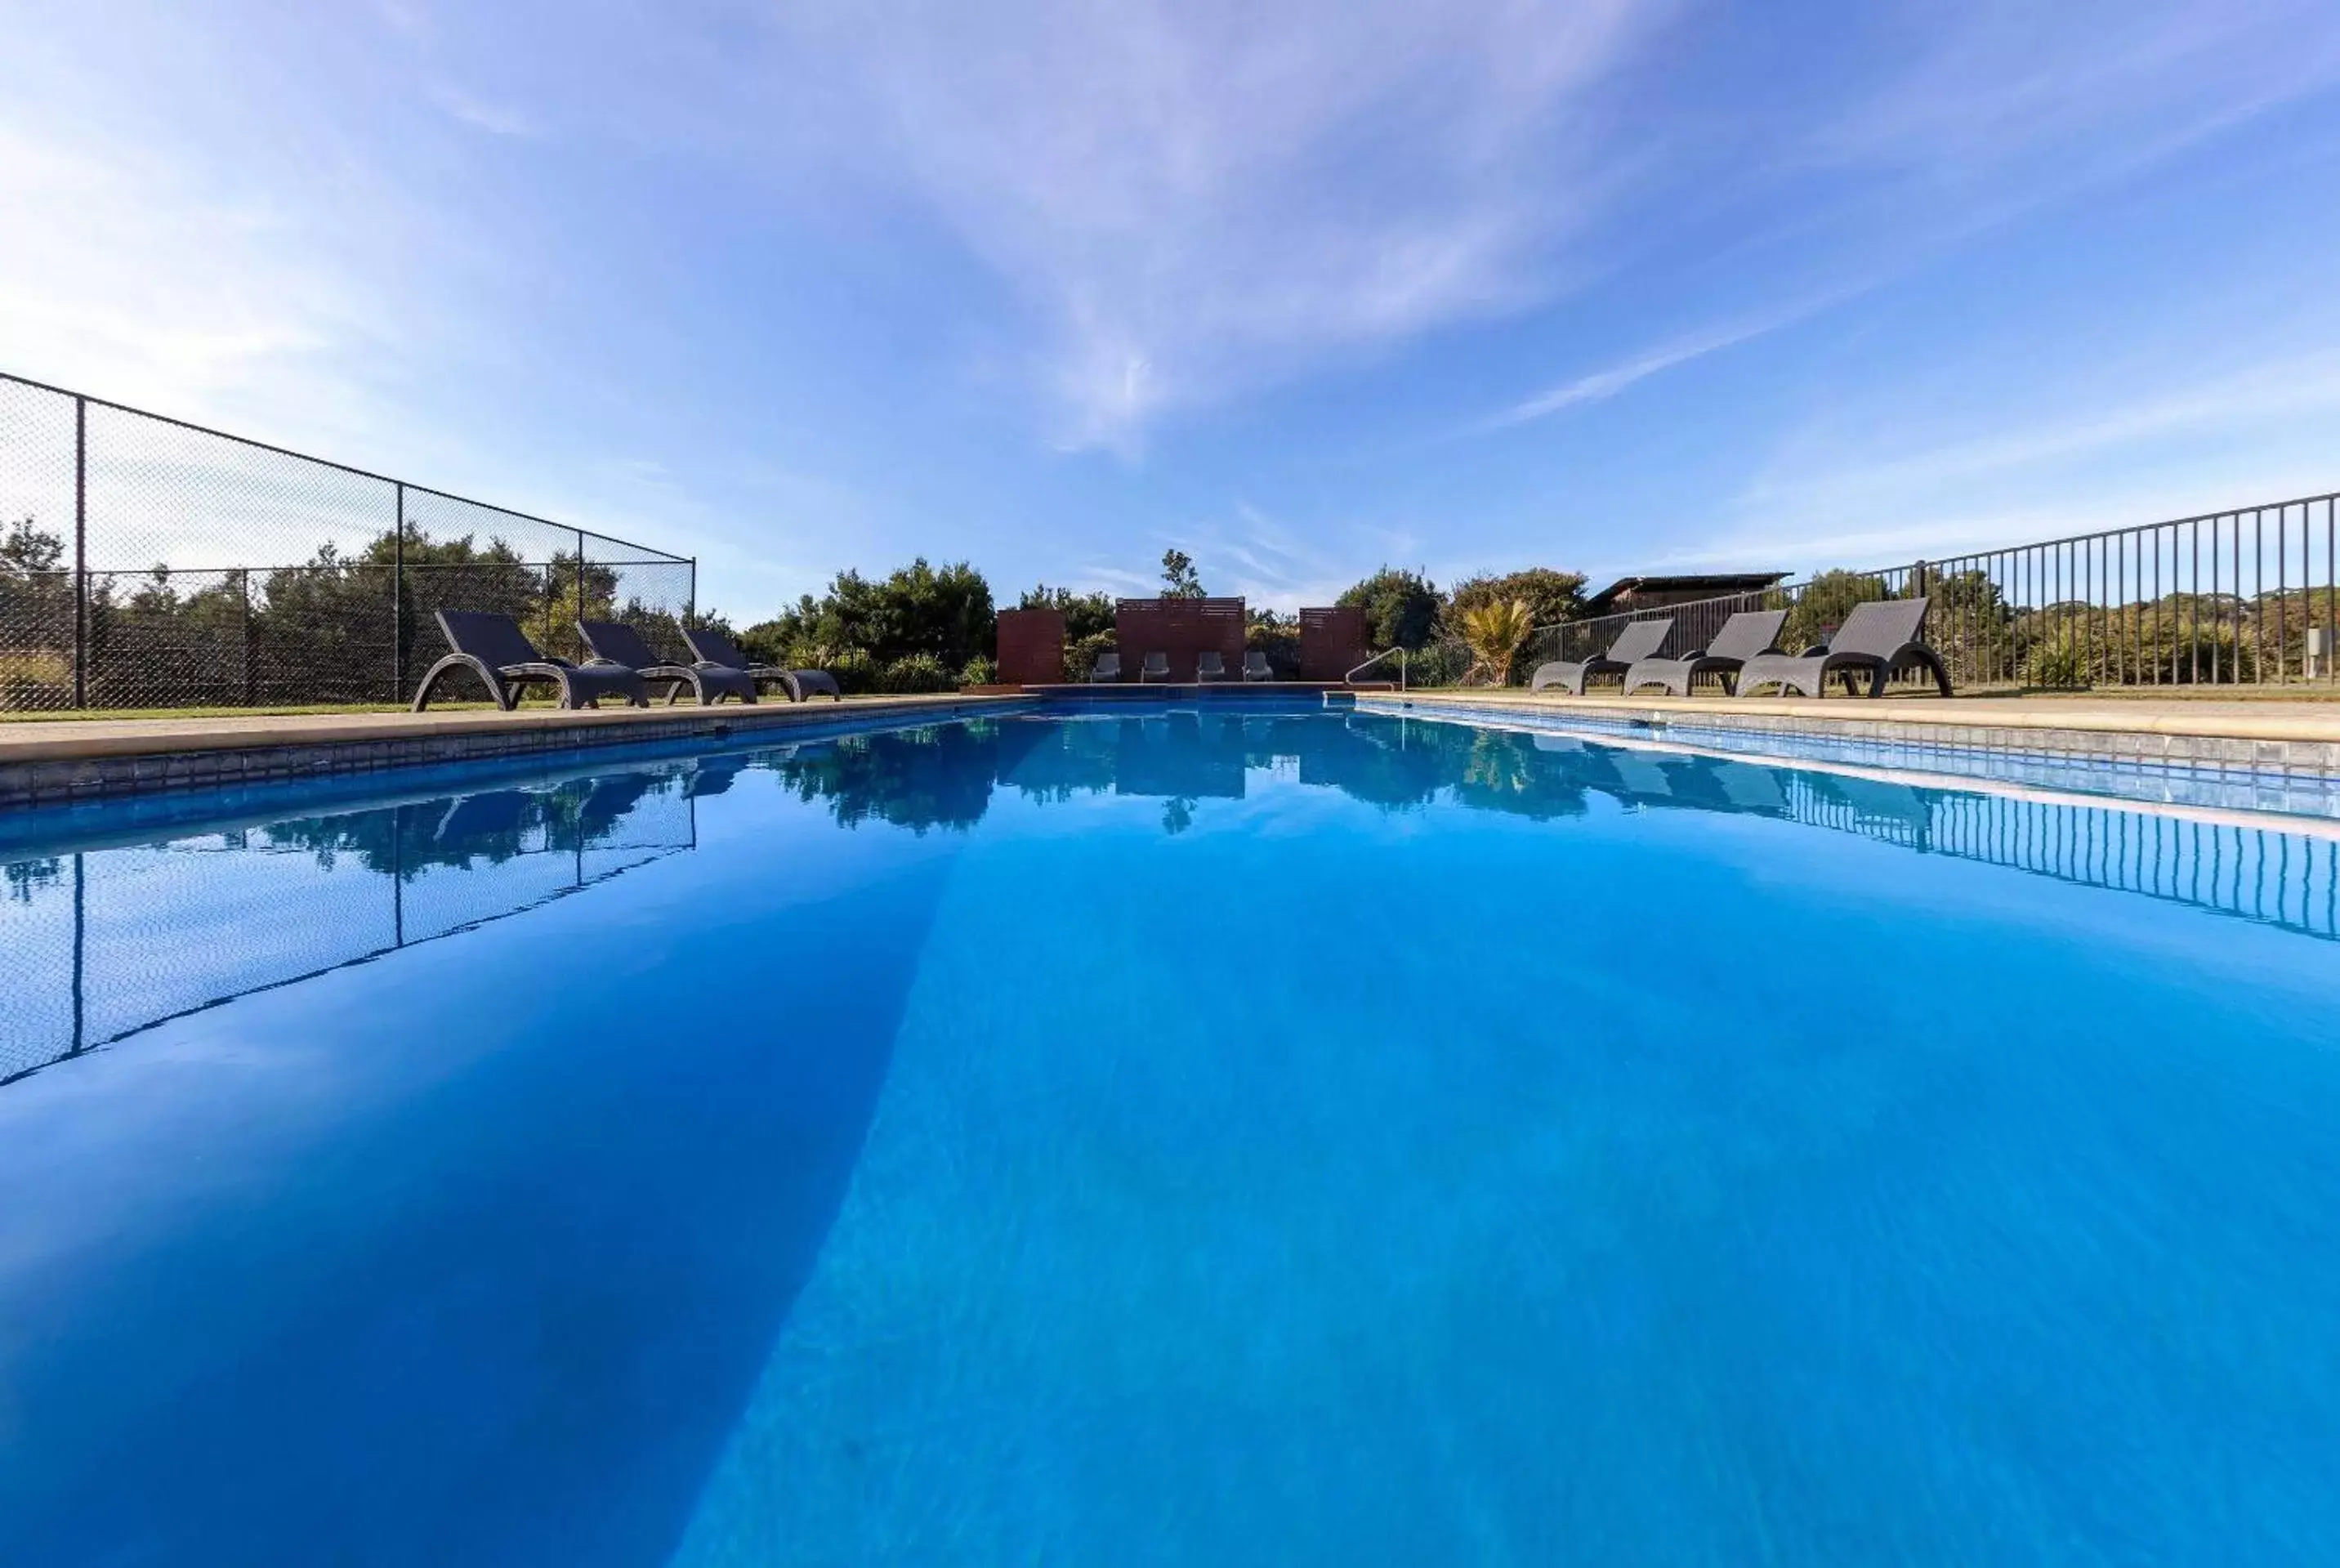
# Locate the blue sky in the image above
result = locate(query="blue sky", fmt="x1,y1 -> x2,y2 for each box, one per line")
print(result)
4,0 -> 2340,619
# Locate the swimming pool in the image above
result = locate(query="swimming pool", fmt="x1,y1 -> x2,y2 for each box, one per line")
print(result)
4,700 -> 2338,1564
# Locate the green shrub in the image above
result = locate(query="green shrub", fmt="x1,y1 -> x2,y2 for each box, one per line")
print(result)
2023,626 -> 2094,689
827,647 -> 878,693
958,654 -> 998,686
1065,630 -> 1115,681
879,652 -> 953,693
1337,566 -> 1441,650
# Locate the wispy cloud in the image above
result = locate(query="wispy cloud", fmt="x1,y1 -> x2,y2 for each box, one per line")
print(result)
775,0 -> 1674,453
1652,355 -> 2340,574
426,83 -> 540,140
1484,302 -> 1825,430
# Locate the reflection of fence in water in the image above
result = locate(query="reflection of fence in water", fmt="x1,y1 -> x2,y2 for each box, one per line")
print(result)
0,771 -> 696,1086
1775,772 -> 2340,943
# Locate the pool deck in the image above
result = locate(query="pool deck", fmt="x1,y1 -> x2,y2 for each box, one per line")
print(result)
0,694 -> 1029,810
1366,689 -> 2340,742
1358,688 -> 2340,781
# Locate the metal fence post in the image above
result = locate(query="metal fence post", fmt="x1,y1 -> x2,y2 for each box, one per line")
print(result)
73,395 -> 87,709
574,527 -> 587,655
240,568 -> 255,705
392,482 -> 406,704
687,557 -> 697,628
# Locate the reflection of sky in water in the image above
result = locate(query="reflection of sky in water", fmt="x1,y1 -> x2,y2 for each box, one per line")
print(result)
2,705 -> 2339,1564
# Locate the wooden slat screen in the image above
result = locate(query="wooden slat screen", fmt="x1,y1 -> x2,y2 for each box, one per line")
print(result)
995,607 -> 1065,685
1299,605 -> 1368,681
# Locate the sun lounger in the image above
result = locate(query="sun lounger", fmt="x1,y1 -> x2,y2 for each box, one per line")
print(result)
1733,597 -> 1951,699
579,619 -> 757,706
1244,650 -> 1273,681
1622,609 -> 1787,697
1141,651 -> 1171,682
1529,618 -> 1672,695
678,625 -> 842,702
1090,651 -> 1123,682
1196,650 -> 1228,682
411,610 -> 648,711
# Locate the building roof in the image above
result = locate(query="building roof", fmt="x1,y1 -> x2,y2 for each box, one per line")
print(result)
1582,572 -> 1789,616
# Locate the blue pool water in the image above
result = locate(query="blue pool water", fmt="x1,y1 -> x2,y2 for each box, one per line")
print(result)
4,700 -> 2339,1565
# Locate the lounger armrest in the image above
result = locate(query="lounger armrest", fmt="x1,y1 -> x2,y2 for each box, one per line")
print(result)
1679,647 -> 1706,661
1799,644 -> 1829,657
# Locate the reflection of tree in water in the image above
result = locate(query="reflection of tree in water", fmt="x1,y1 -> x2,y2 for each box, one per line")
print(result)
1308,719 -> 1589,823
1161,797 -> 1196,836
777,720 -> 1002,835
255,771 -> 680,878
5,857 -> 60,903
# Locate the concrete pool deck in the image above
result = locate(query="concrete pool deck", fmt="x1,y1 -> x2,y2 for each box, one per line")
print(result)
1360,686 -> 2340,776
0,694 -> 1029,810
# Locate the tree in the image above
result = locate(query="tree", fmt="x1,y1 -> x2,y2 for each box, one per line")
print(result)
1020,583 -> 1116,641
0,518 -> 75,704
1160,547 -> 1204,598
1446,568 -> 1587,630
742,557 -> 995,693
1780,569 -> 1894,654
1337,566 -> 1440,650
1455,597 -> 1535,686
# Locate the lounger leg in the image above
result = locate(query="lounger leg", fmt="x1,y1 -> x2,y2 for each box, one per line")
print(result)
1910,649 -> 1952,697
410,654 -> 510,712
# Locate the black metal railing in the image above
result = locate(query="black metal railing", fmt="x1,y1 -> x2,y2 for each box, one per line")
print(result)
0,372 -> 698,712
1409,490 -> 2340,693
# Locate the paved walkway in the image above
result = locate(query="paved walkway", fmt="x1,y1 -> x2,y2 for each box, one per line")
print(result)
1380,688 -> 2340,744
7,686 -> 2340,766
0,693 -> 1020,763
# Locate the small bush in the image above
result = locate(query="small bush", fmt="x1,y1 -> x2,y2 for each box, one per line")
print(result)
879,652 -> 953,693
958,654 -> 998,687
1065,630 -> 1115,681
2024,627 -> 2094,690
827,647 -> 878,693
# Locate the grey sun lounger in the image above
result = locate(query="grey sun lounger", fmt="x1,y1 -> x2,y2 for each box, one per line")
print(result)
1734,596 -> 1951,699
1244,650 -> 1273,681
1090,651 -> 1123,682
412,610 -> 649,711
1196,650 -> 1228,682
678,625 -> 842,702
1622,609 -> 1788,697
580,619 -> 758,706
1529,617 -> 1673,695
1140,652 -> 1172,682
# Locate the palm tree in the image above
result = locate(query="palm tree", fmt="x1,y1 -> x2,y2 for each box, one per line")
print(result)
1455,596 -> 1535,686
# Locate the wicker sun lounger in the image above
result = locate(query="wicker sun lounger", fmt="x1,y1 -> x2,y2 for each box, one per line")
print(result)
1196,651 -> 1228,682
579,619 -> 757,706
1140,652 -> 1172,682
1622,609 -> 1788,697
1244,650 -> 1273,681
1090,651 -> 1123,683
1529,618 -> 1672,695
411,610 -> 648,712
1733,597 -> 1951,698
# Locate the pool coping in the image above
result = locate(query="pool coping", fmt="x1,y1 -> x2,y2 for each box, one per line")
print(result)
1356,690 -> 2340,778
0,695 -> 1028,812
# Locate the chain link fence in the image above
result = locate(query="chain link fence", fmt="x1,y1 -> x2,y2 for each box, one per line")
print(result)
0,372 -> 697,712
0,762 -> 698,1084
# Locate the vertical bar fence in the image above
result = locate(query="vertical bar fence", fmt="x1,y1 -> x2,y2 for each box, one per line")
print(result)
1406,492 -> 2340,694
